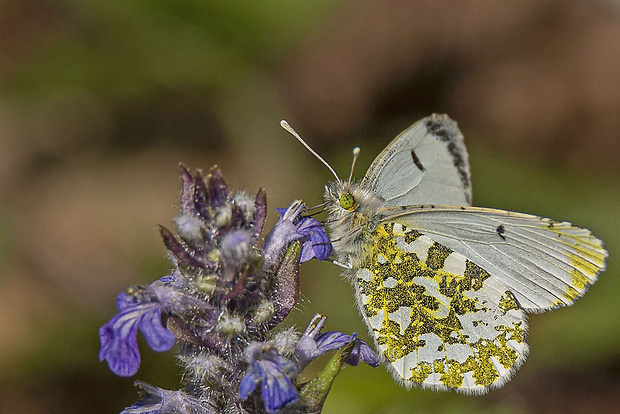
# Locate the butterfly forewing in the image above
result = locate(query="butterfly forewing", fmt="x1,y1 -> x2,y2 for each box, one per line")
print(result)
384,206 -> 607,311
363,114 -> 472,207
355,222 -> 528,393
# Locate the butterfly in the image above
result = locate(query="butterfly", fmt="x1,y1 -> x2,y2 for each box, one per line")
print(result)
281,114 -> 607,394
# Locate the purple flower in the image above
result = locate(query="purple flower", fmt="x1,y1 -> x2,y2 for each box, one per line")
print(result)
315,331 -> 379,367
99,292 -> 176,377
166,165 -> 267,270
120,381 -> 215,414
295,314 -> 379,369
264,201 -> 331,268
102,166 -> 365,412
239,343 -> 299,413
296,216 -> 332,262
263,201 -> 305,267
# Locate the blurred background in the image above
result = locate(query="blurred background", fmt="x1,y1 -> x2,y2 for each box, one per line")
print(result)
0,0 -> 619,412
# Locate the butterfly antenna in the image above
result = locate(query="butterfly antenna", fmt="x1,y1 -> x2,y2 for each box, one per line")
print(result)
347,147 -> 361,184
304,201 -> 329,216
306,201 -> 328,211
280,120 -> 340,182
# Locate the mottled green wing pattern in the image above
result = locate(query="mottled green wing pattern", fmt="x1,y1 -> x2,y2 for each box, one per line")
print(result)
355,222 -> 528,393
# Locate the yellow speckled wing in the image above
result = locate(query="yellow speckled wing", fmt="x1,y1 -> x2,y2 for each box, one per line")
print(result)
384,206 -> 607,311
355,222 -> 528,393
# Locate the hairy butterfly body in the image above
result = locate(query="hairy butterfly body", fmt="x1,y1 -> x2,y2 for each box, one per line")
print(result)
287,114 -> 607,394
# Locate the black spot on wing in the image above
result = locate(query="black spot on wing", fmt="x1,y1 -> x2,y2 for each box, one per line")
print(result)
425,118 -> 452,142
496,224 -> 506,241
410,149 -> 426,172
446,141 -> 470,197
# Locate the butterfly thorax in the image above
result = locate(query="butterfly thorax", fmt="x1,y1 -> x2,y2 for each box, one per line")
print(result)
323,180 -> 385,267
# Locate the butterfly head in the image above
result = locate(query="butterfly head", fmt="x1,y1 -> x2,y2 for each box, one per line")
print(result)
322,178 -> 384,261
324,180 -> 381,215
281,120 -> 383,258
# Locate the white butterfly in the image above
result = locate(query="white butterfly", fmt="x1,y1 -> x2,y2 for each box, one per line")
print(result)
282,114 -> 607,394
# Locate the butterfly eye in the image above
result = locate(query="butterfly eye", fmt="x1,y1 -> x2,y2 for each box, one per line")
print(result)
339,193 -> 355,210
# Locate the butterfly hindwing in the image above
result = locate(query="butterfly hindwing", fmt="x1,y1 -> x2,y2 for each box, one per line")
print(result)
363,114 -> 472,207
355,222 -> 528,393
382,206 -> 607,312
